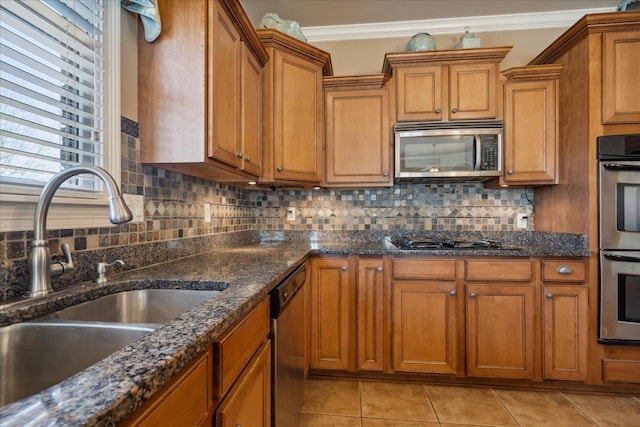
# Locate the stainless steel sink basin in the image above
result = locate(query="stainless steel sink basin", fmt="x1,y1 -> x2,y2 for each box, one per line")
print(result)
0,322 -> 154,406
50,289 -> 222,324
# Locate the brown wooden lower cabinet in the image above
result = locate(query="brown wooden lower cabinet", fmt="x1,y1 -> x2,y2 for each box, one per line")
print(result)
310,257 -> 352,370
308,256 -> 600,387
543,285 -> 588,381
391,281 -> 457,374
466,283 -> 535,379
215,340 -> 271,427
123,346 -> 213,427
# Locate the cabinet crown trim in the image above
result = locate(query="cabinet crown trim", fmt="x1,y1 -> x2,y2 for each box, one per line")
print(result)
530,11 -> 640,65
257,29 -> 333,76
381,46 -> 512,74
502,64 -> 564,81
323,74 -> 391,89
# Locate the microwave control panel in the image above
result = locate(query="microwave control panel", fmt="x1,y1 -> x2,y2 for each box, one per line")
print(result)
479,136 -> 500,170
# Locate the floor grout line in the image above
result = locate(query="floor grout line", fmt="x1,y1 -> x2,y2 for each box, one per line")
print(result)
490,388 -> 524,427
424,384 -> 442,425
561,393 -> 602,427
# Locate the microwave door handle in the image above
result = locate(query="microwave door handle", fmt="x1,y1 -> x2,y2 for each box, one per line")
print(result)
602,163 -> 640,172
474,135 -> 481,171
603,254 -> 640,262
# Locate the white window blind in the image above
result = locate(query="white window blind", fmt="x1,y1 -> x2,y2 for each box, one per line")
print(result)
0,0 -> 106,195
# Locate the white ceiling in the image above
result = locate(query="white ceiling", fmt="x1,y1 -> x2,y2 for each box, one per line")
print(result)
240,0 -> 621,41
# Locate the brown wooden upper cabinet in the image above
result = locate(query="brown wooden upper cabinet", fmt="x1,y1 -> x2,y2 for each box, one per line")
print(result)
323,75 -> 393,188
603,30 -> 640,124
257,29 -> 332,186
501,65 -> 563,186
138,0 -> 268,183
382,47 -> 511,122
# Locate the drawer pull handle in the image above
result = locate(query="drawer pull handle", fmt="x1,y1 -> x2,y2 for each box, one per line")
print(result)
546,293 -> 554,299
556,265 -> 573,274
450,290 -> 456,297
469,292 -> 476,298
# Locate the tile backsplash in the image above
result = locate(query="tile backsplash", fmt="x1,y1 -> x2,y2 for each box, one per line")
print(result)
0,117 -> 533,300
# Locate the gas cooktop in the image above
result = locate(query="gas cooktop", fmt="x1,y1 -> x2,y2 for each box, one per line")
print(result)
391,237 -> 507,250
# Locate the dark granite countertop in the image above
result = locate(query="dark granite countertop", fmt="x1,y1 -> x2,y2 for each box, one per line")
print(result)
0,233 -> 592,426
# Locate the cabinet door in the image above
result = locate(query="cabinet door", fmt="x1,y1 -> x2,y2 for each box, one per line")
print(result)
503,79 -> 558,185
395,66 -> 443,122
325,89 -> 391,187
208,0 -> 241,168
449,63 -> 498,121
240,43 -> 262,176
271,49 -> 323,182
310,258 -> 351,370
603,31 -> 640,124
215,340 -> 271,427
392,281 -> 457,374
357,258 -> 384,371
543,285 -> 588,381
466,284 -> 534,379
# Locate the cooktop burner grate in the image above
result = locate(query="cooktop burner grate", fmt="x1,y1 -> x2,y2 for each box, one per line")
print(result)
392,237 -> 503,250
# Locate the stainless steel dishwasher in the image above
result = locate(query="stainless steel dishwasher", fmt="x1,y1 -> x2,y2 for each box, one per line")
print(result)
269,263 -> 306,427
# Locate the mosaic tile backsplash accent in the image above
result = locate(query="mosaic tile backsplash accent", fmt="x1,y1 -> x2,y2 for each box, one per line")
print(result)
0,117 -> 533,300
252,185 -> 534,232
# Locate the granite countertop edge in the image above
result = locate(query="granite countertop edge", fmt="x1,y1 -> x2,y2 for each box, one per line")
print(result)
0,236 -> 593,426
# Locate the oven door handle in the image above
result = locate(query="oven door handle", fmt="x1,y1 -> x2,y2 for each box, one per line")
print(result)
603,253 -> 640,262
602,163 -> 640,171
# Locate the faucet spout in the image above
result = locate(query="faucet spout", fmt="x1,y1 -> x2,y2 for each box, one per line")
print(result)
28,165 -> 133,298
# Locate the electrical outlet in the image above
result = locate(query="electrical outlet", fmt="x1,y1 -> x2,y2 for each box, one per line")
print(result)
204,203 -> 211,222
123,194 -> 144,222
516,213 -> 528,229
286,207 -> 296,221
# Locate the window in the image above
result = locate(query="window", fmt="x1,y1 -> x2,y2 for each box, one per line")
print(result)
0,0 -> 120,232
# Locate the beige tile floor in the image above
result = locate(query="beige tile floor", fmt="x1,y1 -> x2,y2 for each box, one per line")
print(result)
300,378 -> 640,427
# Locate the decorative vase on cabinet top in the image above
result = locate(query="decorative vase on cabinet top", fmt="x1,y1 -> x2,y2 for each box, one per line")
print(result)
406,33 -> 436,51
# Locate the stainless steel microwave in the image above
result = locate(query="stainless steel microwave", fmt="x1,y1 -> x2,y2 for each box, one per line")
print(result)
394,121 -> 503,181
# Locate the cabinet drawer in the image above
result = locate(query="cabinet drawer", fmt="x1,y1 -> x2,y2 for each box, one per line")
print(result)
393,258 -> 456,280
124,346 -> 212,427
602,359 -> 640,383
214,297 -> 270,399
466,260 -> 532,281
542,260 -> 586,282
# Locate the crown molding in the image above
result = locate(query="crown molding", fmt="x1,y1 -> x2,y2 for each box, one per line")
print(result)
301,7 -> 615,42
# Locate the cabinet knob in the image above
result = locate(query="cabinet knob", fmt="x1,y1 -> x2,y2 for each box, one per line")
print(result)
451,107 -> 458,113
449,290 -> 456,297
383,172 -> 389,177
376,266 -> 383,272
507,169 -> 514,175
245,156 -> 251,162
469,292 -> 476,298
435,108 -> 441,114
556,265 -> 573,274
236,152 -> 243,158
546,293 -> 554,299
341,266 -> 347,271
277,166 -> 283,172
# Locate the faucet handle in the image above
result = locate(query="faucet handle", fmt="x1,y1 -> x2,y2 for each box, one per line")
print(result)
51,242 -> 74,277
96,259 -> 125,284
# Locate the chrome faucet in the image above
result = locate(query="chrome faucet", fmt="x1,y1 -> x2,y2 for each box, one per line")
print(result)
28,165 -> 133,298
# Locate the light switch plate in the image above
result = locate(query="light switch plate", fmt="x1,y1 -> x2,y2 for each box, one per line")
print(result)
286,207 -> 296,221
123,194 -> 144,223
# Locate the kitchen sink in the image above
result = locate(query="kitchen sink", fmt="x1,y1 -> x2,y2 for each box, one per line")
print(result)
49,288 -> 223,324
0,322 -> 155,406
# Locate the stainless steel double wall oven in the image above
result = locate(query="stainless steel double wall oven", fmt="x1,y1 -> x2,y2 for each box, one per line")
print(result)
598,134 -> 640,344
